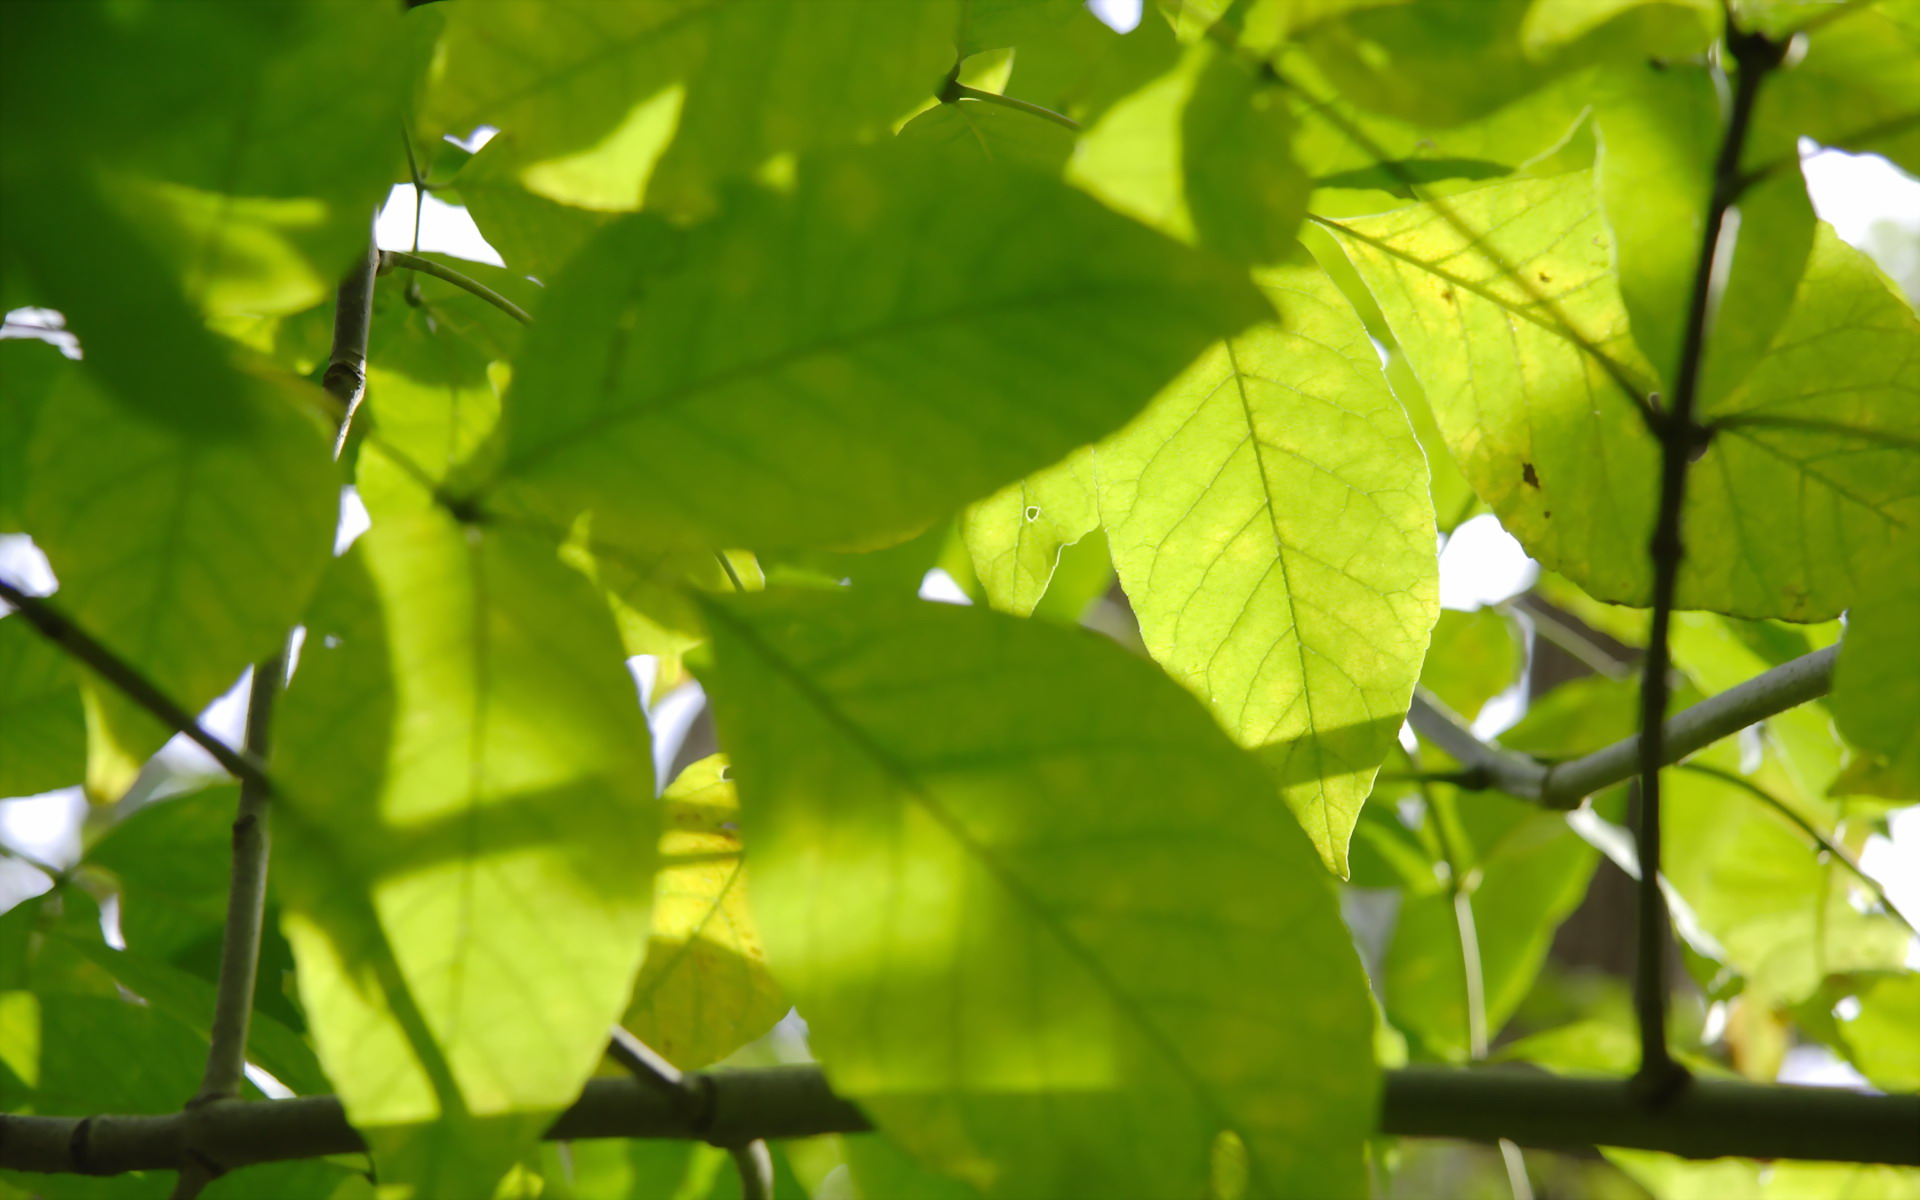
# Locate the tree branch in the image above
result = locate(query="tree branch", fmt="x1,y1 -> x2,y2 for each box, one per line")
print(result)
5,1067 -> 1915,1180
1406,643 -> 1839,810
0,579 -> 270,794
1630,27 -> 1783,1097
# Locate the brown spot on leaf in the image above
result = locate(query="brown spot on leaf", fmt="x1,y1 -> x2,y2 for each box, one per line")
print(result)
1521,462 -> 1541,488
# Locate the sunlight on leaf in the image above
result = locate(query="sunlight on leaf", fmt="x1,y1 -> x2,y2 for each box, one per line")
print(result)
1097,256 -> 1438,877
621,755 -> 786,1070
488,140 -> 1269,553
701,588 -> 1376,1199
273,512 -> 656,1200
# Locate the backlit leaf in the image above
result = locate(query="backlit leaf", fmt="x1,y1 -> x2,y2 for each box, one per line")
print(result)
487,141 -> 1269,553
701,588 -> 1376,1199
1096,256 -> 1438,876
0,616 -> 84,799
273,512 -> 656,1200
621,755 -> 785,1070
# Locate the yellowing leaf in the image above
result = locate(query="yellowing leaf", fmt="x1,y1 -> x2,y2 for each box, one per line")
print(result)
622,755 -> 786,1069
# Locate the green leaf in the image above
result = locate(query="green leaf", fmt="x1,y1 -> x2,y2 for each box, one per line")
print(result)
1831,529 -> 1920,793
0,615 -> 84,799
1593,62 -> 1718,391
426,1 -> 957,215
897,101 -> 1076,174
1070,44 -> 1309,263
1843,973 -> 1920,1092
0,340 -> 66,533
1754,2 -> 1920,177
959,0 -> 1083,55
1385,803 -> 1600,1061
1662,748 -> 1909,1003
1007,6 -> 1181,128
487,141 -> 1269,553
453,134 -> 619,280
24,370 -> 336,800
962,450 -> 1100,616
1095,256 -> 1438,876
621,755 -> 787,1070
1,0 -> 411,316
700,588 -> 1377,1199
1329,174 -> 1920,620
1418,609 -> 1524,722
272,512 -> 657,1200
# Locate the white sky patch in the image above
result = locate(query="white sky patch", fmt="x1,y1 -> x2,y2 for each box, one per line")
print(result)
1438,514 -> 1538,611
0,787 -> 85,870
376,184 -> 505,267
919,568 -> 974,606
335,486 -> 371,556
648,681 -> 709,789
1089,0 -> 1144,33
1800,142 -> 1920,248
0,534 -> 57,598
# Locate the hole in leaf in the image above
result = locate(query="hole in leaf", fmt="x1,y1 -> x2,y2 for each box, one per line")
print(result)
1024,505 -> 1041,522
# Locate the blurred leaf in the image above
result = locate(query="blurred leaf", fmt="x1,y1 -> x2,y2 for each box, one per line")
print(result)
23,370 -> 336,800
1753,3 -> 1920,177
1096,255 -> 1438,876
1071,44 -> 1310,262
702,588 -> 1377,1198
487,141 -> 1269,554
1843,973 -> 1920,1092
621,756 -> 786,1070
897,101 -> 1076,174
959,0 -> 1082,55
273,512 -> 657,1200
0,615 -> 84,798
426,1 -> 956,214
1419,609 -> 1524,722
0,340 -> 66,532
453,134 -> 618,280
1831,530 -> 1920,795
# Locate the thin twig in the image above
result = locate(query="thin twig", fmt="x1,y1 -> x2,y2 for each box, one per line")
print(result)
378,249 -> 532,326
0,578 -> 269,793
1630,27 -> 1781,1100
1676,762 -> 1914,932
173,233 -> 381,1200
940,81 -> 1082,131
1406,644 -> 1839,808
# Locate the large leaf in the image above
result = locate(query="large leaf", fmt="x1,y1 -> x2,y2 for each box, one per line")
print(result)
425,0 -> 956,214
700,588 -> 1377,1199
1753,0 -> 1920,177
24,370 -> 336,800
485,141 -> 1270,553
273,512 -> 657,1200
1096,257 -> 1438,876
620,755 -> 787,1069
1,0 -> 411,316
1328,174 -> 1920,619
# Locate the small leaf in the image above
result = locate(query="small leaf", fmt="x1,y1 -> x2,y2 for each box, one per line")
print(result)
1831,529 -> 1920,794
273,512 -> 656,1200
701,588 -> 1377,1199
962,449 -> 1099,616
621,755 -> 786,1070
